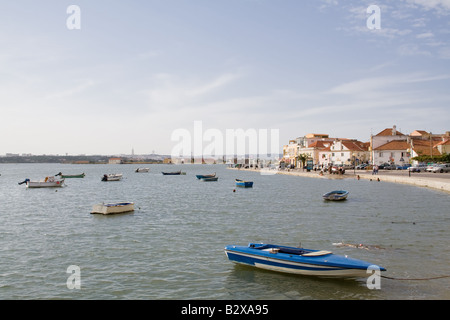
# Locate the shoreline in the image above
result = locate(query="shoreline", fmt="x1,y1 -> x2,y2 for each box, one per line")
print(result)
229,167 -> 450,194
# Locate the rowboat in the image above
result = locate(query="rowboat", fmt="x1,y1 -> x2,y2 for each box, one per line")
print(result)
201,176 -> 218,181
19,176 -> 65,188
102,173 -> 123,181
235,179 -> 253,188
196,173 -> 216,179
224,243 -> 386,278
162,171 -> 181,175
55,172 -> 85,178
323,190 -> 349,201
135,168 -> 150,173
91,202 -> 135,215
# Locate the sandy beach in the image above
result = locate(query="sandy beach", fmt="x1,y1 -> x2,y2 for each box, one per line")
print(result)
230,167 -> 450,194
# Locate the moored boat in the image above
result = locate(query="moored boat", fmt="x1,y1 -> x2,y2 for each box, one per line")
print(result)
201,176 -> 218,181
224,243 -> 386,278
196,173 -> 216,179
162,171 -> 182,175
19,176 -> 65,188
135,168 -> 150,173
91,202 -> 135,215
323,190 -> 349,201
55,172 -> 85,178
102,173 -> 123,181
235,179 -> 253,188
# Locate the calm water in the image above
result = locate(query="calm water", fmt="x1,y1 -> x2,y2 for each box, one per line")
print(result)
0,163 -> 449,300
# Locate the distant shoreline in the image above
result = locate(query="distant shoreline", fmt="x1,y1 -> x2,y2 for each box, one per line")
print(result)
229,167 -> 450,194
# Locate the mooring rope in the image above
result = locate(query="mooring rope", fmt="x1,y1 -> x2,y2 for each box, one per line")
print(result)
381,274 -> 450,281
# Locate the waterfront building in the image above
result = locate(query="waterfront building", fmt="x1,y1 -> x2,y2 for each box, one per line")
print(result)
370,125 -> 407,165
282,139 -> 300,167
295,134 -> 335,167
108,157 -> 123,164
435,138 -> 450,155
373,140 -> 411,166
371,127 -> 449,165
319,140 -> 369,167
284,134 -> 368,168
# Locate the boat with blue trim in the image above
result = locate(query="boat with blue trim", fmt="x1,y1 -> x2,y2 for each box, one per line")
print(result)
196,173 -> 216,179
322,190 -> 349,201
162,171 -> 182,175
224,243 -> 386,278
201,176 -> 218,181
235,179 -> 253,188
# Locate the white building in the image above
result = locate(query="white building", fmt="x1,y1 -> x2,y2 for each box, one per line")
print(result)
319,140 -> 369,167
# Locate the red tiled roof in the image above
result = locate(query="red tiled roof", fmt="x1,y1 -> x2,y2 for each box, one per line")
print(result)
374,140 -> 410,150
410,130 -> 429,136
434,139 -> 450,146
308,141 -> 332,148
409,139 -> 441,156
341,140 -> 369,151
375,128 -> 405,136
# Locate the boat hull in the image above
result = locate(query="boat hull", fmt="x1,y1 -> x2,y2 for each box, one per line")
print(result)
224,244 -> 385,278
201,177 -> 218,181
235,179 -> 253,188
196,173 -> 216,179
135,168 -> 149,172
162,171 -> 181,175
91,202 -> 135,215
60,174 -> 85,178
323,190 -> 349,201
27,180 -> 65,188
102,174 -> 123,181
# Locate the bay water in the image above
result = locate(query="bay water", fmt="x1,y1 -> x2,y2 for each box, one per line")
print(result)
0,163 -> 449,299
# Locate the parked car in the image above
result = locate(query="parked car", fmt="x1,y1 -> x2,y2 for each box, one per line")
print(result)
429,164 -> 450,173
426,164 -> 438,172
378,163 -> 389,169
396,164 -> 411,170
384,164 -> 397,170
409,164 -> 427,172
355,164 -> 368,170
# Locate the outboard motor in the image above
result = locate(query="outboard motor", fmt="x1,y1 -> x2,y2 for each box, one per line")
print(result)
18,178 -> 30,185
102,174 -> 108,181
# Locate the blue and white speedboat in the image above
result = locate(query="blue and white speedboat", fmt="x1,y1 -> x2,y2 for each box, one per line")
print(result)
224,243 -> 386,278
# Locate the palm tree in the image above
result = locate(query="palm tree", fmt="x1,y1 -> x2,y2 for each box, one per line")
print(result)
296,153 -> 308,168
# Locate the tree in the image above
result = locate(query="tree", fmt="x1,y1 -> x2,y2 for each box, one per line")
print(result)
296,153 -> 308,168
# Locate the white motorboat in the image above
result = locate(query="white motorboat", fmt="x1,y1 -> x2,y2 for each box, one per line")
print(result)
19,176 -> 65,188
102,173 -> 123,181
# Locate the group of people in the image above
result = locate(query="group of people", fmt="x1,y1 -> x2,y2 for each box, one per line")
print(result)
372,165 -> 379,175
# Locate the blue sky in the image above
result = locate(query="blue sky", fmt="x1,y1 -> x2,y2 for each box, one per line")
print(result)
1,0 -> 449,155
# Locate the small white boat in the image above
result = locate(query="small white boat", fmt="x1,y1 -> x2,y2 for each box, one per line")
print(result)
135,168 -> 150,173
102,173 -> 123,181
91,202 -> 135,215
323,190 -> 349,201
19,176 -> 65,188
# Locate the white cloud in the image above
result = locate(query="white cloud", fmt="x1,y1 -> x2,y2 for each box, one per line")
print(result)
403,0 -> 450,13
144,71 -> 243,110
416,32 -> 434,38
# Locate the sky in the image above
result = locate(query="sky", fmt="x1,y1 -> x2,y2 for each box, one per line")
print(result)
1,0 -> 449,156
